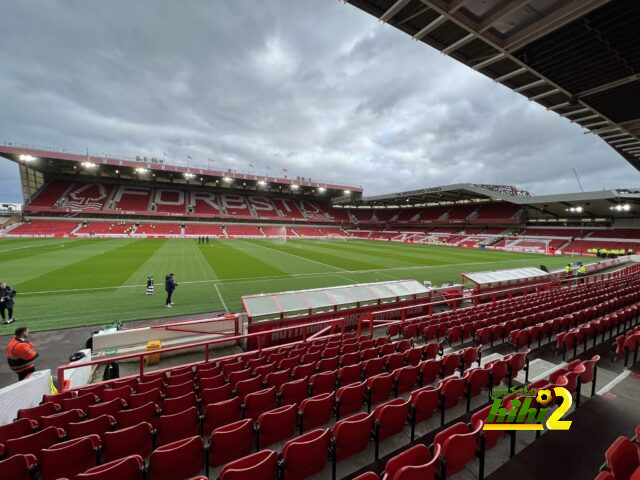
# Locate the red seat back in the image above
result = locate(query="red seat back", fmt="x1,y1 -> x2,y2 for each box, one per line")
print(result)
219,450 -> 278,480
209,419 -> 254,467
300,392 -> 335,433
148,436 -> 204,480
203,397 -> 241,436
281,428 -> 330,480
257,404 -> 298,448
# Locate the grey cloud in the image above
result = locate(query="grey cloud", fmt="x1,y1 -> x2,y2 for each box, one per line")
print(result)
0,0 -> 636,204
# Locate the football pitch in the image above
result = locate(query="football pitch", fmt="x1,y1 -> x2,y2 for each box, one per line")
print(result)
0,237 -> 591,333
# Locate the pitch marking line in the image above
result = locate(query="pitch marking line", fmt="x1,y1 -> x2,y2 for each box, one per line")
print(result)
0,242 -> 70,253
17,257 -> 558,296
214,283 -> 229,312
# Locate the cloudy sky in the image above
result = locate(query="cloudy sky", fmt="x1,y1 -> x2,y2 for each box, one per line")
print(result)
0,0 -> 637,202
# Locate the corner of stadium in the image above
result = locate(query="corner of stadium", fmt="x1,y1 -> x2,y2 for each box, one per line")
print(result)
0,1 -> 639,480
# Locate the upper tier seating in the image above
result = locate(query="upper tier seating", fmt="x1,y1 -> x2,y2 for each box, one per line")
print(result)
29,180 -> 72,207
473,203 -> 521,220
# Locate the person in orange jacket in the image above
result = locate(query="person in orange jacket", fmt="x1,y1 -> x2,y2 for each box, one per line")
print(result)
6,327 -> 38,380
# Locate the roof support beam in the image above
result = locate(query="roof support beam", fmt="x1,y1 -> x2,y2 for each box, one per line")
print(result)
547,102 -> 571,111
618,141 -> 640,148
583,120 -> 610,128
494,67 -> 526,82
514,79 -> 546,92
608,137 -> 636,144
528,88 -> 560,101
472,52 -> 505,70
563,107 -> 590,117
441,33 -> 475,54
380,0 -> 412,23
600,133 -> 630,140
447,0 -> 468,14
413,15 -> 446,40
572,114 -> 600,123
478,0 -> 532,33
577,74 -> 640,98
591,126 -> 622,134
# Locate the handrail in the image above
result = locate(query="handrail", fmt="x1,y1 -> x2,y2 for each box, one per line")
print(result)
58,316 -> 346,391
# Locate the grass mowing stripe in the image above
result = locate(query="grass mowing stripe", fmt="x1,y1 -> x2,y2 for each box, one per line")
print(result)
240,239 -> 349,272
198,240 -> 288,279
17,239 -> 164,292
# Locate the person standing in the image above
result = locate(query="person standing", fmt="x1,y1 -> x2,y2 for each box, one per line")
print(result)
165,273 -> 177,307
6,327 -> 38,380
0,282 -> 16,324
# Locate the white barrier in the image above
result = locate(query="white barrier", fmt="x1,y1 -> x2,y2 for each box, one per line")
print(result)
0,369 -> 51,425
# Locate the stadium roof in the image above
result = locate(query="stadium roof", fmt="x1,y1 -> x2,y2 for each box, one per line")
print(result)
0,142 -> 363,196
345,0 -> 640,170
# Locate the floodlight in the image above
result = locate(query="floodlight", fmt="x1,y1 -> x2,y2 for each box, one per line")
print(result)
344,190 -> 351,195
291,184 -> 299,190
82,161 -> 97,169
19,154 -> 35,162
257,180 -> 267,186
318,187 -> 326,193
135,167 -> 148,174
184,172 -> 195,179
223,176 -> 232,182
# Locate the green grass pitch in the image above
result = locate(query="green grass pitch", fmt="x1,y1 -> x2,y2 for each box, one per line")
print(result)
0,237 -> 591,333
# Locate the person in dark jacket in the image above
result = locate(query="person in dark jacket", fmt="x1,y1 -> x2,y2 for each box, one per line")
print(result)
165,273 -> 177,307
6,327 -> 38,380
0,282 -> 16,324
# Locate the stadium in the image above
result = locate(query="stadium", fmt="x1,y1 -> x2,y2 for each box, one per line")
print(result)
0,1 -> 639,480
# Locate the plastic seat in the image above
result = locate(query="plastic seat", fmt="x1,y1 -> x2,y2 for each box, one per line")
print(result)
42,390 -> 75,405
102,422 -> 154,463
148,436 -> 204,480
235,376 -> 264,401
336,381 -> 367,420
380,343 -> 396,356
405,347 -> 423,366
338,363 -> 363,386
460,347 -> 481,370
441,354 -> 461,377
310,370 -> 337,395
353,473 -> 380,480
40,408 -> 85,430
140,371 -> 167,384
394,365 -> 419,395
102,385 -> 134,403
281,428 -> 330,480
4,426 -> 65,462
167,371 -> 193,386
301,351 -> 321,365
382,443 -> 440,480
293,362 -> 316,380
40,435 -> 101,480
203,397 -> 242,436
360,348 -> 379,362
279,377 -> 309,407
264,369 -> 291,390
420,359 -> 443,385
243,387 -> 277,421
423,342 -> 441,360
163,391 -> 198,415
0,453 -> 36,480
299,392 -> 335,433
62,393 -> 99,413
201,383 -> 233,406
367,373 -> 394,411
433,421 -> 482,479
165,380 -> 196,399
209,419 -> 254,467
279,356 -> 302,371
198,373 -> 226,390
256,404 -> 298,448
219,450 -> 278,480
137,377 -> 166,394
88,398 -> 126,419
463,367 -> 491,411
0,418 -> 38,455
409,384 -> 441,440
471,404 -> 510,454
373,398 -> 410,460
67,414 -> 117,441
605,436 -> 640,480
228,369 -> 252,387
331,412 -> 374,478
118,401 -> 160,429
340,352 -> 361,367
316,356 -> 339,373
223,362 -> 246,377
157,406 -> 201,446
128,388 -> 164,410
364,357 -> 386,378
384,353 -> 405,373
253,363 -> 277,377
486,359 -> 508,386
17,402 -> 61,424
440,376 -> 466,421
76,455 -> 144,480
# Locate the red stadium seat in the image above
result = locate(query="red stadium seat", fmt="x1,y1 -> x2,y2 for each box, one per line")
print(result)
0,418 -> 38,453
317,356 -> 339,373
165,380 -> 196,399
76,455 -> 144,480
256,404 -> 298,448
394,365 -> 419,395
340,352 -> 361,367
433,421 -> 482,479
419,359 -> 442,385
156,406 -> 201,446
87,398 -> 126,419
40,435 -> 100,480
167,371 -> 193,386
331,412 -> 374,480
367,372 -> 394,412
293,362 -> 316,380
605,436 -> 640,480
336,381 -> 367,420
163,391 -> 198,415
310,371 -> 337,395
219,450 -> 278,480
383,443 -> 440,480
102,422 -> 154,463
42,390 -> 75,405
209,419 -> 254,467
253,363 -> 277,377
137,378 -> 166,394
63,393 -> 99,413
423,342 -> 441,360
471,404 -> 512,456
405,347 -> 423,366
0,454 -> 36,480
281,428 -> 330,480
353,473 -> 379,480
228,369 -> 252,387
67,414 -> 116,441
486,359 -> 508,386
243,387 -> 277,421
102,385 -> 134,404
373,398 -> 410,460
299,392 -> 335,433
4,426 -> 65,463
198,373 -> 226,390
279,377 -> 309,406
128,388 -> 164,410
17,402 -> 61,424
384,353 -> 405,373
441,353 -> 461,377
201,383 -> 233,406
364,357 -> 386,378
40,408 -> 85,430
148,436 -> 204,480
463,367 -> 491,411
338,363 -> 363,386
235,376 -> 264,401
118,401 -> 160,429
440,376 -> 466,424
203,397 -> 242,436
264,369 -> 292,390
